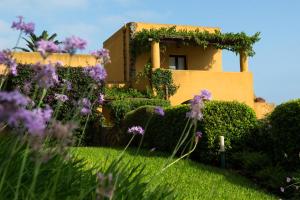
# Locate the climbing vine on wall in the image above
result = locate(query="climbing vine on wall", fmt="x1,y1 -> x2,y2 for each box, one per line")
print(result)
130,26 -> 260,60
137,63 -> 179,99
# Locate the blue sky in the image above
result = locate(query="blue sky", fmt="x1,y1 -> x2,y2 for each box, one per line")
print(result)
0,0 -> 299,104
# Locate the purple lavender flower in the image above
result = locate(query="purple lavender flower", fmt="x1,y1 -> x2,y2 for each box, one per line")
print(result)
37,40 -> 60,58
11,16 -> 35,34
195,131 -> 203,139
63,36 -> 87,54
91,48 -> 111,64
286,177 -> 291,183
0,90 -> 52,136
186,89 -> 212,121
98,93 -> 105,104
280,187 -> 284,193
186,96 -> 204,121
83,64 -> 107,83
54,93 -> 69,102
33,62 -> 59,88
0,90 -> 30,107
200,89 -> 212,101
78,98 -> 91,115
61,79 -> 72,91
127,126 -> 144,135
0,49 -> 18,76
13,106 -> 52,136
154,106 -> 164,116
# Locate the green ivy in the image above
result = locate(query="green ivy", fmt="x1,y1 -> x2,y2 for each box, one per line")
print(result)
131,26 -> 260,62
137,63 -> 178,99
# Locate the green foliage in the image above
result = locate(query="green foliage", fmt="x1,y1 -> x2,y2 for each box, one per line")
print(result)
152,68 -> 178,99
98,159 -> 176,199
104,86 -> 147,100
124,101 -> 257,164
0,136 -> 97,199
269,99 -> 300,170
0,135 -> 176,199
131,26 -> 260,61
106,98 -> 170,126
200,101 -> 257,154
14,30 -> 61,52
137,63 -> 178,99
74,147 -> 277,200
5,64 -> 104,145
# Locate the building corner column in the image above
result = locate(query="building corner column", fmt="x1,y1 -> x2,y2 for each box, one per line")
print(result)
151,41 -> 160,69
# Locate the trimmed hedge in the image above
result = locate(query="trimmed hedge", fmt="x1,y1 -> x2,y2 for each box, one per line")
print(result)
124,101 -> 257,164
269,99 -> 300,170
106,98 -> 170,126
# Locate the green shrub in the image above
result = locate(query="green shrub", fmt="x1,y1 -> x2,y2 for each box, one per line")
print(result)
104,86 -> 147,100
106,98 -> 170,126
5,64 -> 104,145
124,101 -> 257,164
269,99 -> 300,170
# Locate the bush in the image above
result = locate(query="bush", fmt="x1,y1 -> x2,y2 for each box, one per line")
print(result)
269,99 -> 300,170
5,64 -> 104,145
104,86 -> 147,100
106,98 -> 170,126
124,101 -> 257,164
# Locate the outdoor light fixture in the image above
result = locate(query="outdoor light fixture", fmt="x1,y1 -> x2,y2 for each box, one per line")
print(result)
219,136 -> 226,168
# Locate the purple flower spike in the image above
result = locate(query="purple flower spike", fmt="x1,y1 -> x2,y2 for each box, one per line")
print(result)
127,126 -> 144,135
186,96 -> 204,121
63,36 -> 87,54
37,40 -> 60,58
200,89 -> 212,101
0,90 -> 31,107
54,93 -> 69,102
78,98 -> 91,116
98,93 -> 105,104
83,64 -> 107,84
11,16 -> 35,34
195,131 -> 203,139
33,62 -> 59,88
91,48 -> 111,64
154,106 -> 164,116
0,49 -> 18,76
61,79 -> 72,91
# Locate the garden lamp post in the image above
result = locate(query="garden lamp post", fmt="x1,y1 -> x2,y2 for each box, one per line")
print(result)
219,136 -> 226,168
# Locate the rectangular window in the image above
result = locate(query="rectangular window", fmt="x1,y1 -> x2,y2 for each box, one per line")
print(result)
169,55 -> 187,70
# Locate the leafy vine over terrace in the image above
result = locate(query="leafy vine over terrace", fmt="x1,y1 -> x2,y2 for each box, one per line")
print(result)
131,26 -> 260,60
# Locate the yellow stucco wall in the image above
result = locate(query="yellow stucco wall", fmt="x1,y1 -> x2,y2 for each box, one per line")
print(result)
170,71 -> 254,108
103,27 -> 126,83
0,52 -> 98,74
13,52 -> 97,66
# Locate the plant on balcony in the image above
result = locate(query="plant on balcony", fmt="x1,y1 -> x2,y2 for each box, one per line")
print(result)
130,25 -> 260,64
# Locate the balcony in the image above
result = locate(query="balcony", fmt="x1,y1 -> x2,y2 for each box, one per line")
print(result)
169,70 -> 254,107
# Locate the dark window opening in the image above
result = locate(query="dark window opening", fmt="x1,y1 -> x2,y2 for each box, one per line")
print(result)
169,55 -> 187,70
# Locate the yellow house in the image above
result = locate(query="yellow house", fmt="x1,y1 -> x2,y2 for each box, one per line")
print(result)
103,22 -> 259,108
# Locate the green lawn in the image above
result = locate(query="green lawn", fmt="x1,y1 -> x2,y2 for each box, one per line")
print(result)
72,147 -> 277,200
